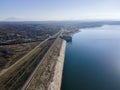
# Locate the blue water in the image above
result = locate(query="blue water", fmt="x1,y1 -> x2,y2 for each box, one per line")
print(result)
62,25 -> 120,90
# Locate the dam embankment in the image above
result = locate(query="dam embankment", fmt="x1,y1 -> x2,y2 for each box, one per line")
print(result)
23,37 -> 66,90
48,39 -> 66,90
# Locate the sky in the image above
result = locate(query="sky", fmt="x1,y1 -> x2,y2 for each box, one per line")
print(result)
0,0 -> 120,21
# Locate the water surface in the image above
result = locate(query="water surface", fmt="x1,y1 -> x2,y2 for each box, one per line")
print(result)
62,25 -> 120,90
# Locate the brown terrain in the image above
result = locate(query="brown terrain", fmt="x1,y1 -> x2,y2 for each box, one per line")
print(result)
0,22 -> 60,71
0,42 -> 40,70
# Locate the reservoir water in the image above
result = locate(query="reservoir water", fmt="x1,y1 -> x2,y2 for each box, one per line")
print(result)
62,25 -> 120,90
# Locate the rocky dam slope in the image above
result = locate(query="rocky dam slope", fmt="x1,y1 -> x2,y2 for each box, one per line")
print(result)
22,38 -> 66,90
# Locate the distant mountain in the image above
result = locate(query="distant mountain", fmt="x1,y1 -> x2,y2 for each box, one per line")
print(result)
3,17 -> 29,21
